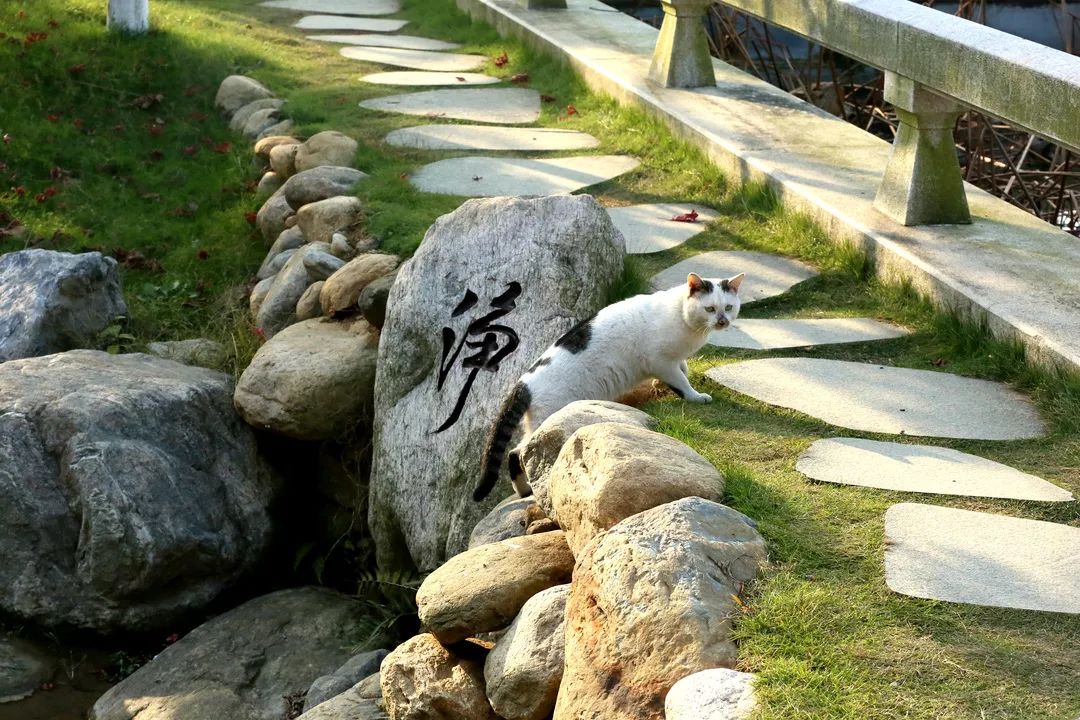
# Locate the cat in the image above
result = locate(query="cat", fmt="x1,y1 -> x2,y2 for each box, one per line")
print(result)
474,271 -> 744,501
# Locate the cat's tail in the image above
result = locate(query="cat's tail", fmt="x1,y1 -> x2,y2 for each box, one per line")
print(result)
474,381 -> 532,502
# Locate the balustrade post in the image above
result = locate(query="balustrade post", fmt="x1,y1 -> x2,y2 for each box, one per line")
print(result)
648,0 -> 716,88
522,0 -> 566,9
874,71 -> 971,225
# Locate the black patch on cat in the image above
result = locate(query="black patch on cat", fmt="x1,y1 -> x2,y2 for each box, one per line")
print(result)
720,278 -> 730,292
507,450 -> 524,486
665,383 -> 686,399
474,383 -> 532,502
555,316 -> 594,354
691,278 -> 714,295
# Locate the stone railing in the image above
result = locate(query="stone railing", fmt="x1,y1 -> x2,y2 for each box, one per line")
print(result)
646,0 -> 1080,226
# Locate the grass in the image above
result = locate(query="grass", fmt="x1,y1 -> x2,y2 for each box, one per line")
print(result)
1,0 -> 1078,718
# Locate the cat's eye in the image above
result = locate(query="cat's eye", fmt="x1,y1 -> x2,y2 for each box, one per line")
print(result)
704,306 -> 716,313
724,304 -> 733,311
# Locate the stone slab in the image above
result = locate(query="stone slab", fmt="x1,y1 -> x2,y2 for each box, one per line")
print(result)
385,125 -> 599,151
293,14 -> 407,30
341,46 -> 487,72
704,358 -> 1046,440
360,71 -> 501,86
884,503 -> 1080,614
709,317 -> 908,350
359,88 -> 540,124
409,155 -> 641,197
650,250 -> 817,304
307,34 -> 461,51
606,203 -> 719,254
261,0 -> 400,15
798,438 -> 1073,501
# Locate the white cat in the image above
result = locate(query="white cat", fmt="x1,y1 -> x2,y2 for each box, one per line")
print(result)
474,272 -> 744,501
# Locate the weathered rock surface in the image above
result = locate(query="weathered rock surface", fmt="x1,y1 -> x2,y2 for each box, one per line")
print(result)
258,119 -> 294,141
468,495 -> 536,548
230,98 -> 285,132
665,669 -> 758,720
250,276 -> 275,319
254,134 -> 300,161
0,250 -> 126,362
0,351 -> 276,632
416,531 -> 574,644
297,195 -> 365,246
255,242 -> 331,338
380,635 -> 497,720
485,584 -> 568,720
296,281 -> 325,321
519,400 -> 655,508
242,107 -> 286,139
256,192 -> 295,244
369,195 -> 625,571
267,226 -> 306,258
235,318 -> 379,441
320,253 -> 399,318
548,422 -> 725,555
257,171 -> 283,196
330,232 -> 353,259
304,650 -> 388,712
295,131 -> 359,172
296,684 -> 387,720
556,497 -> 766,720
92,588 -> 366,720
357,269 -> 396,329
280,166 -> 368,211
269,143 -> 301,179
145,338 -> 227,368
303,249 -> 347,281
257,248 -> 297,280
215,75 -> 274,115
0,639 -> 51,703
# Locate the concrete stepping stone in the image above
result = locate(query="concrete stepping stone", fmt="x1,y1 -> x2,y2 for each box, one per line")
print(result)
360,88 -> 540,124
360,71 -> 500,86
607,203 -> 719,254
704,358 -> 1046,440
261,0 -> 400,15
798,438 -> 1073,501
709,317 -> 908,350
409,155 -> 641,197
385,125 -> 599,151
885,503 -> 1080,614
651,250 -> 817,304
293,14 -> 406,31
341,46 -> 486,72
307,34 -> 461,51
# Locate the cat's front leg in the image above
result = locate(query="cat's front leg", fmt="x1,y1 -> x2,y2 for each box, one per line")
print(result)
658,364 -> 712,403
679,359 -> 689,379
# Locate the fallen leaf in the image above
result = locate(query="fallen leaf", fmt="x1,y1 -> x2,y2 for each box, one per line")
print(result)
493,51 -> 508,67
132,93 -> 164,110
68,63 -> 85,75
197,249 -> 209,260
182,145 -> 198,157
510,72 -> 529,83
72,118 -> 84,130
671,210 -> 699,223
1,133 -> 10,144
931,358 -> 947,367
149,149 -> 164,162
212,141 -> 231,154
47,113 -> 60,123
455,76 -> 466,82
244,211 -> 258,225
148,124 -> 163,137
566,104 -> 578,116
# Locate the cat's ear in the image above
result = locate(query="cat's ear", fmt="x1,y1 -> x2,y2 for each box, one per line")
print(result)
687,273 -> 707,295
727,273 -> 745,293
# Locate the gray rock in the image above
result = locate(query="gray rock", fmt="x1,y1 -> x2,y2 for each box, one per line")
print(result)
280,166 -> 368,211
234,318 -> 380,441
296,687 -> 387,720
357,269 -> 396,329
665,669 -> 758,720
356,673 -> 381,700
330,233 -> 353,259
256,192 -> 295,244
257,248 -> 297,280
257,119 -> 294,140
215,75 -> 274,115
296,196 -> 364,246
242,107 -> 286,139
0,640 -> 51,703
369,195 -> 624,571
468,495 -> 535,549
91,588 -> 366,720
256,171 -> 283,197
556,498 -> 766,720
0,250 -> 126,362
303,650 -> 388,712
255,243 -> 331,338
267,226 -> 306,259
296,281 -> 325,321
320,253 -> 399,318
0,351 -> 277,632
303,249 -> 347,281
145,338 -> 228,368
484,584 -> 568,720
250,276 -> 275,319
295,131 -> 359,172
230,98 -> 285,132
269,143 -> 301,180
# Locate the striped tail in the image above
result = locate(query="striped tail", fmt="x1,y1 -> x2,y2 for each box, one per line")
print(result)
474,382 -> 532,501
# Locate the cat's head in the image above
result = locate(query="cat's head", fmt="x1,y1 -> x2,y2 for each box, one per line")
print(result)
683,272 -> 744,332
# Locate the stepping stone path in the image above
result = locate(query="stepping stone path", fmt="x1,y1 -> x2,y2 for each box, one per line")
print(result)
704,358 -> 1046,440
360,88 -> 541,124
385,125 -> 599,151
361,71 -> 500,86
885,503 -> 1080,614
308,34 -> 461,50
607,203 -> 719,254
798,438 -> 1073,501
651,250 -> 817,304
341,46 -> 487,72
293,14 -> 406,31
409,156 -> 641,197
261,0 -> 400,15
710,317 -> 907,350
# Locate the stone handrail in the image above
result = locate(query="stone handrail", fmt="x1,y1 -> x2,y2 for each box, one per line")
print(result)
645,0 -> 1080,226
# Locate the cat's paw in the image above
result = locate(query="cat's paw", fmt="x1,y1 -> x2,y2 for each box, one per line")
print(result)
692,392 -> 713,403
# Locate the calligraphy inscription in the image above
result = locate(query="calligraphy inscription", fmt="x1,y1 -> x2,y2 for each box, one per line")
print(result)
434,281 -> 522,433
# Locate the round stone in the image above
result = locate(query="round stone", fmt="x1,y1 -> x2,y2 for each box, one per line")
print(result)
650,250 -> 817,304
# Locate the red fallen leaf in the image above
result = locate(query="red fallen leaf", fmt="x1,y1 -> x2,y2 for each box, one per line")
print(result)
1,133 -> 10,144
493,51 -> 508,67
670,210 -> 699,223
197,249 -> 209,260
244,211 -> 258,225
16,11 -> 27,18
0,162 -> 5,171
540,94 -> 556,103
455,76 -> 466,82
510,72 -> 529,84
399,173 -> 408,180
182,145 -> 198,157
148,124 -> 163,137
566,104 -> 578,116
212,142 -> 231,154
252,325 -> 266,340
23,31 -> 48,47
166,206 -> 194,218
39,682 -> 56,691
931,358 -> 948,367
35,192 -> 48,203
165,633 -> 180,645
12,186 -> 26,197
149,150 -> 164,161
132,94 -> 164,110
49,166 -> 63,179
72,118 -> 84,129
68,63 -> 84,75
47,20 -> 60,29
47,113 -> 60,122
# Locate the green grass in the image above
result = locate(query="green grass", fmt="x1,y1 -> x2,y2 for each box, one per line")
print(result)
2,0 -> 1078,717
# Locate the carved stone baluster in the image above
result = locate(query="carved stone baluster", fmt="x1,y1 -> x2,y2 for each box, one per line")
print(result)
648,0 -> 716,88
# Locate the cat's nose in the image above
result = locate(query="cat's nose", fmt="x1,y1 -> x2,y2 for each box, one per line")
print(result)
715,317 -> 729,329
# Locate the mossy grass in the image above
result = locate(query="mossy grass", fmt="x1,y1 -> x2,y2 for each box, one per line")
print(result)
1,0 -> 1077,717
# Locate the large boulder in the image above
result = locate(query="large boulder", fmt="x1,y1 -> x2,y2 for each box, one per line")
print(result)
235,318 -> 379,441
280,166 -> 368,211
0,249 -> 126,362
320,253 -> 400,318
380,635 -> 497,720
91,588 -> 367,720
215,75 -> 274,115
369,194 -> 625,571
484,584 -> 569,720
415,531 -> 574,644
269,142 -> 301,179
0,640 -> 51,703
547,422 -> 725,555
296,196 -> 364,246
0,351 -> 277,632
294,131 -> 359,172
555,498 -> 767,720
